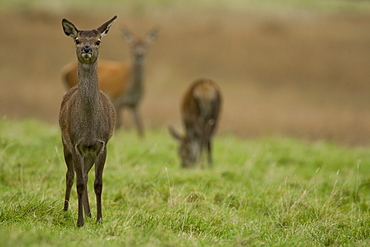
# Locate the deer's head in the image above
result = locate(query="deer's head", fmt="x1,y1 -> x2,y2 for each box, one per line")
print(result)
121,26 -> 159,63
62,16 -> 117,64
169,127 -> 200,168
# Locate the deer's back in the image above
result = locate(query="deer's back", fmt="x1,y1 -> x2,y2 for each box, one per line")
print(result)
182,79 -> 221,135
62,60 -> 132,100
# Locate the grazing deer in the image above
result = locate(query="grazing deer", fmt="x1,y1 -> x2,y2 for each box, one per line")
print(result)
60,16 -> 117,227
169,79 -> 222,168
62,26 -> 159,137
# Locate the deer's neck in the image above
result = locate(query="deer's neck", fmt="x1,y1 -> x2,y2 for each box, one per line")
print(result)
77,61 -> 100,111
130,58 -> 144,91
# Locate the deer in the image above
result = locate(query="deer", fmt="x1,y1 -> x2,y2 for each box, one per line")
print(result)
169,79 -> 222,168
62,25 -> 159,137
59,16 -> 117,227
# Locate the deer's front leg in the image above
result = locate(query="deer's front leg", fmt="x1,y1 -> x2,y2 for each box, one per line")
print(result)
94,146 -> 107,223
63,146 -> 74,211
83,157 -> 95,218
73,148 -> 85,227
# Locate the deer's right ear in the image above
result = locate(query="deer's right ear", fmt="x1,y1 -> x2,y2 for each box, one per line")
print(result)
168,126 -> 182,141
62,19 -> 79,39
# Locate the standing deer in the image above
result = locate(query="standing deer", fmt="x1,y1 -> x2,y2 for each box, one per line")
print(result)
62,26 -> 159,137
60,16 -> 117,227
169,79 -> 222,168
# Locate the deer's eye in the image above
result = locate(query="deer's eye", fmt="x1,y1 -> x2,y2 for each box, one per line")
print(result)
75,39 -> 80,44
96,40 -> 101,45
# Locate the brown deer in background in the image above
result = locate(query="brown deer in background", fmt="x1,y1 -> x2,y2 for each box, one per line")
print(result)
60,16 -> 117,227
62,26 -> 159,137
169,79 -> 222,168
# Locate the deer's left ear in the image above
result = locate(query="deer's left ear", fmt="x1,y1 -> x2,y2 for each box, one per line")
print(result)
97,15 -> 117,38
62,19 -> 79,39
120,26 -> 134,43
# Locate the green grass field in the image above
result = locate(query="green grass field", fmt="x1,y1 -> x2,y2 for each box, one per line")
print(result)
1,117 -> 370,246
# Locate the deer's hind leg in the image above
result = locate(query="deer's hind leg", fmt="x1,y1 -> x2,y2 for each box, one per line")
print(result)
207,139 -> 213,167
114,104 -> 123,129
132,108 -> 144,137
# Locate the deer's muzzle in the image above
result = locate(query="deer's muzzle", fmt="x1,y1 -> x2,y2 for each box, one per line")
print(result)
83,45 -> 92,53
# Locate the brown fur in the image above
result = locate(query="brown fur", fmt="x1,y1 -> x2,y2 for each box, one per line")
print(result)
59,16 -> 117,227
169,79 -> 222,168
62,26 -> 159,136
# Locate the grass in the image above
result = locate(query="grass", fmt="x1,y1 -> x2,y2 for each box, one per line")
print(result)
1,117 -> 370,246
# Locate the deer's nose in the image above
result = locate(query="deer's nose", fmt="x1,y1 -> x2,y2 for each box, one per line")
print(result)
83,46 -> 92,53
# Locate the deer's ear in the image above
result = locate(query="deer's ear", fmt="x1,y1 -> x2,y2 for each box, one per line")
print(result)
97,15 -> 117,38
120,26 -> 134,43
62,19 -> 79,39
146,27 -> 159,43
168,126 -> 182,141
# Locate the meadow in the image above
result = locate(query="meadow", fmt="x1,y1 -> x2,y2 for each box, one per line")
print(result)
1,118 -> 370,246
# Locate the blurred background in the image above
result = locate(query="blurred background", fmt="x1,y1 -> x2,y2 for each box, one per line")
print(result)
1,0 -> 370,145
